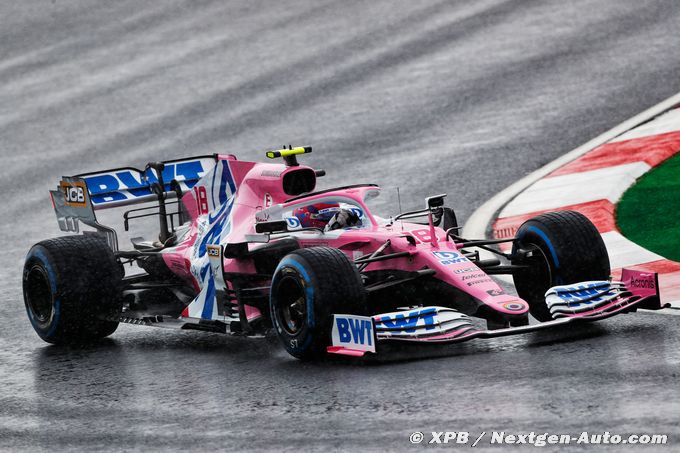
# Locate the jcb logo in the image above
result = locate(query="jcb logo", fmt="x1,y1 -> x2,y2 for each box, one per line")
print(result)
60,182 -> 87,207
207,246 -> 221,257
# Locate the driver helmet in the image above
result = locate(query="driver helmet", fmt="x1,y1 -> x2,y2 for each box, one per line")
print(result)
293,203 -> 340,229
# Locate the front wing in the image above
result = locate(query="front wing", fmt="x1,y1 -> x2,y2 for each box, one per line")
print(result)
327,268 -> 666,357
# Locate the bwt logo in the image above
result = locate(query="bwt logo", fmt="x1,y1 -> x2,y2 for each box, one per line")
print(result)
432,251 -> 468,266
556,284 -> 603,299
285,217 -> 302,229
554,283 -> 609,305
84,160 -> 205,204
376,308 -> 437,333
336,318 -> 373,346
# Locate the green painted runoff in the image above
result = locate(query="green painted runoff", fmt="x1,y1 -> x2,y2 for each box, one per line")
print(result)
617,153 -> 680,262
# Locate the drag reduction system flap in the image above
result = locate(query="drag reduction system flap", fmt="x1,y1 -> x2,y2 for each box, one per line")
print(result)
74,155 -> 217,209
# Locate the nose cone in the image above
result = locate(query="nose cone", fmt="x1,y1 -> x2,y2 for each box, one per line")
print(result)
481,294 -> 530,316
500,299 -> 529,313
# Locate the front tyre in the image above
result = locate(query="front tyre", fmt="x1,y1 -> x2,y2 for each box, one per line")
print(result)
511,211 -> 610,321
269,247 -> 366,360
23,235 -> 123,344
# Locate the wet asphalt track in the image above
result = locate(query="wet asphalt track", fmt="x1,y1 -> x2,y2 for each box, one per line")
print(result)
2,1 -> 680,451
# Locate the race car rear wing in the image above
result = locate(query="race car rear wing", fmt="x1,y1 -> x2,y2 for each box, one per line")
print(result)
74,155 -> 217,209
50,155 -> 218,250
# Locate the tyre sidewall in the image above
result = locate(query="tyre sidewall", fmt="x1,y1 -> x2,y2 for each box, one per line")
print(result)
270,254 -> 326,358
513,225 -> 559,321
23,246 -> 62,342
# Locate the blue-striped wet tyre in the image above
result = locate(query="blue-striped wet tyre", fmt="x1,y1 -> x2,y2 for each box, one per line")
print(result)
511,211 -> 610,322
22,235 -> 124,344
270,247 -> 366,360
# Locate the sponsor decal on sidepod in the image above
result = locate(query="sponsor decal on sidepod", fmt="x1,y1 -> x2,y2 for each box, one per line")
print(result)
432,251 -> 469,265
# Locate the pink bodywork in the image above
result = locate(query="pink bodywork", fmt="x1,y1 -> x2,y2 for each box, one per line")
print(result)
159,155 -> 530,321
621,268 -> 659,301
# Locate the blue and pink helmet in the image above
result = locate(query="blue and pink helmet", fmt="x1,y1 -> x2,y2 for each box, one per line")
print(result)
293,203 -> 340,229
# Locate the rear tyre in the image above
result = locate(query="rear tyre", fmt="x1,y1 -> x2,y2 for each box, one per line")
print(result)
511,211 -> 610,321
269,247 -> 366,360
23,235 -> 123,344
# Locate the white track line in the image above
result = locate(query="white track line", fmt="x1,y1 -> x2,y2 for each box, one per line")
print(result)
463,92 -> 680,239
500,162 -> 650,217
611,107 -> 680,142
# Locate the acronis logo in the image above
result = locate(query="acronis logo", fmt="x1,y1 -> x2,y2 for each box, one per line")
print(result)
374,308 -> 437,333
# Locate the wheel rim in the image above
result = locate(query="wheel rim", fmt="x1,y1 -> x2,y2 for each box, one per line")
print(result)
25,265 -> 54,324
276,275 -> 307,335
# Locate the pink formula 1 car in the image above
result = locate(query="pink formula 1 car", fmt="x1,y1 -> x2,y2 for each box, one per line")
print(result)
23,147 -> 665,359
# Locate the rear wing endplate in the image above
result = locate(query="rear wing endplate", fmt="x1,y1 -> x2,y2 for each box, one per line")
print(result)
50,176 -> 119,250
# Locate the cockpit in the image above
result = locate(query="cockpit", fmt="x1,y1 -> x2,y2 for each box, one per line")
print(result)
281,198 -> 373,232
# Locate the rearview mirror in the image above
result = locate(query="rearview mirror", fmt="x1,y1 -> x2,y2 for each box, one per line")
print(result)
425,193 -> 447,210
